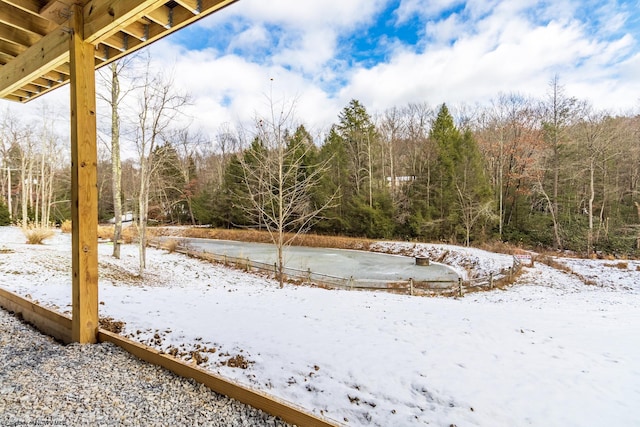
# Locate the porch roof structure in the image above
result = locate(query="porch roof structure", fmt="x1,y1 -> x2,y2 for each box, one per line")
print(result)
0,0 -> 236,102
0,0 -> 238,343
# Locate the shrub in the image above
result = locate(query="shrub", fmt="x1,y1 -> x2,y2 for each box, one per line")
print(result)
23,228 -> 55,244
0,201 -> 10,226
97,225 -> 114,241
60,220 -> 72,233
162,239 -> 179,253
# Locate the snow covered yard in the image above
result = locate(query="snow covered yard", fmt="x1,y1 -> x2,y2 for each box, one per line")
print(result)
0,226 -> 638,426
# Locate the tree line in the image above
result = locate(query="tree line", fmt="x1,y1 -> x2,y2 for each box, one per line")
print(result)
1,64 -> 640,257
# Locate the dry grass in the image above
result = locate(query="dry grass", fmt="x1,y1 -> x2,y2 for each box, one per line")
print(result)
157,227 -> 375,251
162,239 -> 180,253
96,224 -> 149,244
60,220 -> 72,233
605,261 -> 628,270
537,255 -> 599,286
97,225 -> 114,241
23,227 -> 55,244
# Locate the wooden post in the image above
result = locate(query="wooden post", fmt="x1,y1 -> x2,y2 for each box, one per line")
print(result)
458,278 -> 463,297
409,278 -> 414,296
70,4 -> 98,344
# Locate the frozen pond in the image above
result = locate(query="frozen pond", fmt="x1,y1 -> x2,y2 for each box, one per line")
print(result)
176,238 -> 460,285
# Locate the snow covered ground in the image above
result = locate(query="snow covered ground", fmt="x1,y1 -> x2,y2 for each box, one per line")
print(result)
0,226 -> 638,426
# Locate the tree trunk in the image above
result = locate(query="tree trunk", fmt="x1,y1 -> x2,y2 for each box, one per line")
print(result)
111,62 -> 123,259
588,158 -> 595,255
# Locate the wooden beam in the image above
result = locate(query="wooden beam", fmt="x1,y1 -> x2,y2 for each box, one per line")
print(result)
39,0 -> 75,25
0,21 -> 40,47
0,1 -> 57,36
174,0 -> 201,15
146,5 -> 172,29
0,38 -> 26,57
120,20 -> 149,41
69,3 -> 98,344
0,287 -> 72,344
0,25 -> 68,98
83,0 -> 161,43
2,0 -> 43,16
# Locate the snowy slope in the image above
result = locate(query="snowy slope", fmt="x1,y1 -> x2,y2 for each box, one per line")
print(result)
0,226 -> 638,426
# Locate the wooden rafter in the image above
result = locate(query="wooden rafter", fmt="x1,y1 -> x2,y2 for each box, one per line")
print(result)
0,0 -> 238,102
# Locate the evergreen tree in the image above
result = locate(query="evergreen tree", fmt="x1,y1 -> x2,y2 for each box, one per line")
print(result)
0,200 -> 10,226
315,126 -> 350,233
321,99 -> 394,236
430,103 -> 462,240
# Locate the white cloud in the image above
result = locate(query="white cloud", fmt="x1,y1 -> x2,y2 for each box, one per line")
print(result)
341,2 -> 638,114
7,0 -> 637,145
211,0 -> 387,31
228,24 -> 272,54
396,0 -> 464,23
146,39 -> 342,138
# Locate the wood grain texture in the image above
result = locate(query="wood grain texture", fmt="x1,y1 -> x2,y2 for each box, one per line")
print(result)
70,3 -> 98,344
0,287 -> 72,344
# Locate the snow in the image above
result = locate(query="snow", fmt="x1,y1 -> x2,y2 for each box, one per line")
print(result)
1,226 -> 639,426
370,241 -> 515,279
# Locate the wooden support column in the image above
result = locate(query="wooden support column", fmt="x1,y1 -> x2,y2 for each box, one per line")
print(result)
69,3 -> 98,344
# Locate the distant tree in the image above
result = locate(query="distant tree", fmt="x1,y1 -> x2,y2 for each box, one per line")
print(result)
538,75 -> 581,249
132,57 -> 189,275
430,103 -> 461,240
315,127 -> 349,233
97,57 -> 138,258
0,200 -> 9,225
475,93 -> 542,239
238,98 -> 336,287
454,130 -> 494,245
336,99 -> 378,208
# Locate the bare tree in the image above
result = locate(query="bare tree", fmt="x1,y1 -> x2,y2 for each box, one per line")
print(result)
476,93 -> 541,238
238,96 -> 336,287
97,56 -> 138,258
132,58 -> 189,274
540,75 -> 581,249
456,183 -> 495,247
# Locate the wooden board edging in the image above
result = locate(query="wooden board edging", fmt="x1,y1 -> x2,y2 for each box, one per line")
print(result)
98,329 -> 339,427
0,287 -> 72,344
0,289 -> 338,426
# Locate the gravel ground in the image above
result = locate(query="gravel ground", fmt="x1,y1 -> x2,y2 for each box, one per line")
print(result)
0,308 -> 293,427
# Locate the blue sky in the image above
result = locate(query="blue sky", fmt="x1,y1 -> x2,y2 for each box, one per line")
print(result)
8,0 -> 640,141
145,0 -> 640,136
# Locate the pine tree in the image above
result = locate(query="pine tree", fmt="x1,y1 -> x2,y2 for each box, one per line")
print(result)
430,103 -> 462,240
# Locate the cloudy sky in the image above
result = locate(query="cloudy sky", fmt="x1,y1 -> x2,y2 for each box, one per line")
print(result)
5,0 -> 640,141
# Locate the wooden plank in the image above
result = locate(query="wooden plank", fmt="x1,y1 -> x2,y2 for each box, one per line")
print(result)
0,1 -> 57,36
146,5 -> 172,29
2,0 -> 43,15
0,25 -> 68,98
83,0 -> 162,43
0,21 -> 40,50
120,20 -> 149,41
69,3 -> 99,344
39,0 -> 75,25
174,0 -> 200,15
0,287 -> 72,344
0,0 -> 239,102
98,330 -> 338,427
